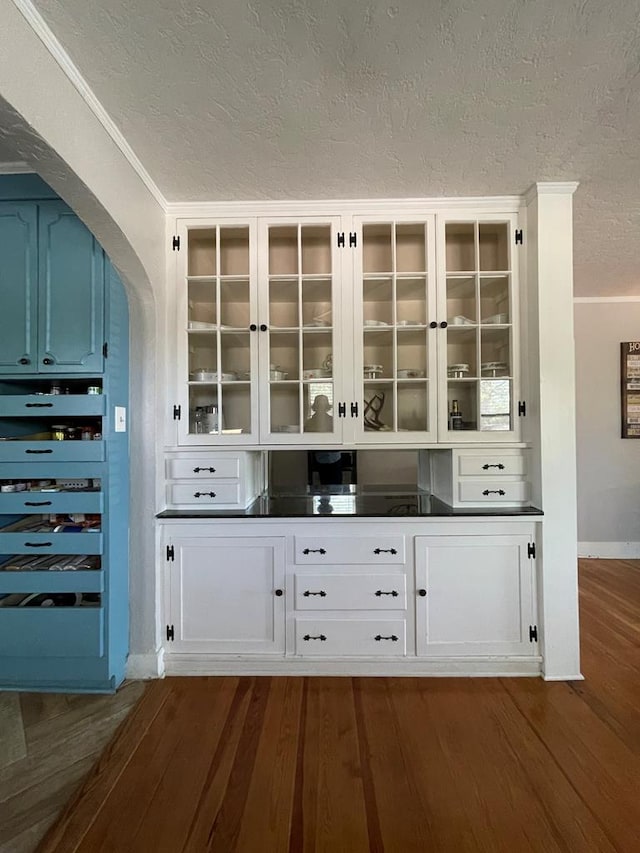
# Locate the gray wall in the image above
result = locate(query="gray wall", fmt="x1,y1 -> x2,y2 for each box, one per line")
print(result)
574,301 -> 640,554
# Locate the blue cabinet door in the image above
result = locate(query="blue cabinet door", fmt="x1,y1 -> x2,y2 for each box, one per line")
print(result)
0,203 -> 38,373
38,202 -> 104,373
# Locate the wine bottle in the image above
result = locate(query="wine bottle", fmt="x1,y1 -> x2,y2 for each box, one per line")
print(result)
449,399 -> 463,430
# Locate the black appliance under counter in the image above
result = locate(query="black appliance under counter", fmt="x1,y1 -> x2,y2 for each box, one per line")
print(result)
157,486 -> 543,520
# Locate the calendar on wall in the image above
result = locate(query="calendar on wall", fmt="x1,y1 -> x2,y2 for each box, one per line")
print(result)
620,342 -> 640,438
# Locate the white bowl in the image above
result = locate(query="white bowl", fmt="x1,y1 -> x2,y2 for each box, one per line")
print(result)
190,370 -> 216,381
397,368 -> 426,379
303,368 -> 330,379
484,313 -> 508,324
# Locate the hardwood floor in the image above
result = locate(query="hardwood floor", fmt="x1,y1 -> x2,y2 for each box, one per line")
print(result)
16,559 -> 640,851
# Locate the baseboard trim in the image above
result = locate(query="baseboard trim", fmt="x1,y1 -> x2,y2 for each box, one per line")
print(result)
578,542 -> 640,559
542,673 -> 584,681
126,649 -> 165,680
163,655 -> 542,678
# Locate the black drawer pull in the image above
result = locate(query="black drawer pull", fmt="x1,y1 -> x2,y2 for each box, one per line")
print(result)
24,541 -> 52,547
303,590 -> 327,597
25,449 -> 53,454
482,489 -> 506,496
302,548 -> 326,555
25,402 -> 53,408
193,466 -> 216,473
303,634 -> 327,641
194,491 -> 216,498
373,547 -> 397,555
374,634 -> 399,642
482,463 -> 505,470
24,500 -> 52,506
375,589 -> 399,597
274,589 -> 284,597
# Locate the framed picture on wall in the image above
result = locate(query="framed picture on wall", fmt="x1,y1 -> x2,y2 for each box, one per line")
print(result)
620,342 -> 640,437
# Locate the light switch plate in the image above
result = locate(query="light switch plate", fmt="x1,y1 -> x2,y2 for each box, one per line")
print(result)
115,406 -> 127,433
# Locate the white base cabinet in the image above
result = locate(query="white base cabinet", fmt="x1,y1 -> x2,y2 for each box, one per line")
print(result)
160,519 -> 540,675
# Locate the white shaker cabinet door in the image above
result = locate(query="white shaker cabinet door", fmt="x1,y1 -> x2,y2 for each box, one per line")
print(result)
415,534 -> 537,657
166,535 -> 286,654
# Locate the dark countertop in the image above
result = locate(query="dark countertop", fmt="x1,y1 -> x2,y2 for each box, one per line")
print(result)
157,486 -> 543,519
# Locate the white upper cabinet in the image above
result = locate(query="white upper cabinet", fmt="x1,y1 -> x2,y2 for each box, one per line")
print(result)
170,202 -> 522,447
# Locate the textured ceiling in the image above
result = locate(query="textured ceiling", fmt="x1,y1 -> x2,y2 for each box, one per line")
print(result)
11,1 -> 640,295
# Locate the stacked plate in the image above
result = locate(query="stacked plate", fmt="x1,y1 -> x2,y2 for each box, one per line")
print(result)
481,361 -> 508,377
364,364 -> 384,379
447,363 -> 470,378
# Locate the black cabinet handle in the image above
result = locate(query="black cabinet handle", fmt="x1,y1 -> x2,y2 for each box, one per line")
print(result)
417,589 -> 427,597
193,491 -> 216,498
250,323 -> 257,331
373,547 -> 397,555
25,402 -> 53,408
302,548 -> 326,555
482,489 -> 506,496
303,590 -> 327,597
260,324 -> 268,332
338,402 -> 346,418
350,402 -> 358,418
24,541 -> 52,547
429,321 -> 437,329
193,466 -> 216,473
482,463 -> 505,470
18,357 -> 30,365
25,449 -> 53,454
374,634 -> 399,642
24,500 -> 52,506
375,589 -> 399,597
274,589 -> 284,597
42,357 -> 54,365
439,321 -> 448,329
303,634 -> 327,641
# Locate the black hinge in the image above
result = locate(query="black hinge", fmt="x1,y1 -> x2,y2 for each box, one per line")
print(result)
349,231 -> 357,247
529,624 -> 538,642
172,235 -> 180,251
166,624 -> 175,641
337,232 -> 345,247
166,544 -> 175,561
173,404 -> 181,420
518,400 -> 526,417
515,229 -> 523,245
102,342 -> 108,359
527,542 -> 536,559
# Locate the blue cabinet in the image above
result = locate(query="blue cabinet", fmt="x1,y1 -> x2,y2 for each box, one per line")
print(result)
0,180 -> 129,692
0,200 -> 104,374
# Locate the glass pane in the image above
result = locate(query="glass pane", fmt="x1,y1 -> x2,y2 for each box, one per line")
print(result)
220,332 -> 250,381
363,278 -> 392,326
220,280 -> 249,328
301,226 -> 331,275
446,276 -> 476,325
188,280 -> 216,327
302,279 -> 332,327
189,387 -> 219,435
363,330 -> 393,380
303,383 -> 335,434
269,332 -> 299,381
271,385 -> 300,434
445,223 -> 475,272
219,227 -> 249,276
363,385 -> 394,432
398,383 -> 428,431
447,383 -> 477,431
480,379 -> 511,431
480,276 -> 510,324
446,327 -> 477,378
396,224 -> 426,273
188,228 -> 216,277
480,328 -> 511,377
396,277 -> 427,326
302,331 -> 332,378
397,329 -> 427,378
363,224 -> 392,273
188,333 -> 217,377
219,385 -> 251,434
479,223 -> 509,271
269,279 -> 299,328
269,226 -> 298,275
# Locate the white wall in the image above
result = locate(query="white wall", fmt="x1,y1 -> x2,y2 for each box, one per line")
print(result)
575,299 -> 640,557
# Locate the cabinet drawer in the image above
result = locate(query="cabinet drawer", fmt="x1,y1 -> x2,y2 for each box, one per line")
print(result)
0,441 -> 105,463
0,607 -> 104,658
0,570 -> 104,594
0,531 -> 103,555
458,481 -> 529,503
0,395 -> 105,417
294,536 -> 405,565
0,491 -> 103,514
167,457 -> 241,479
294,619 -> 407,656
458,452 -> 525,477
294,573 -> 407,610
168,482 -> 241,507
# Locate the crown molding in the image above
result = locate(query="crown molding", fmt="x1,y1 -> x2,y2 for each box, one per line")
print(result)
12,0 -> 167,211
0,161 -> 33,174
524,182 -> 580,204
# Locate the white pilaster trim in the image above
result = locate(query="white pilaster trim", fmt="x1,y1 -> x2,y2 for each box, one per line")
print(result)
11,0 -> 167,211
125,648 -> 165,680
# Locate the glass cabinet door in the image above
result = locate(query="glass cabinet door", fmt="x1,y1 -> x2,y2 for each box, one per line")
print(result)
352,216 -> 438,443
440,216 -> 519,440
176,221 -> 258,444
259,219 -> 343,444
